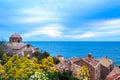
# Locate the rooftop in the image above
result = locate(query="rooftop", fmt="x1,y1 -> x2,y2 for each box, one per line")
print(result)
106,67 -> 120,80
74,54 -> 99,67
82,56 -> 99,66
10,33 -> 22,38
68,57 -> 79,62
99,57 -> 113,67
57,55 -> 63,57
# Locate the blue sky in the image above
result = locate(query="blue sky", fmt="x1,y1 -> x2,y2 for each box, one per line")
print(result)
0,0 -> 120,41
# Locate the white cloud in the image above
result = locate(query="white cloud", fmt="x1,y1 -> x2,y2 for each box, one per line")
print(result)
23,19 -> 120,40
64,32 -> 97,39
16,17 -> 60,23
75,32 -> 97,38
20,8 -> 59,17
13,8 -> 61,23
92,19 -> 120,30
87,19 -> 120,37
2,0 -> 109,24
22,24 -> 64,38
11,0 -> 106,24
63,19 -> 120,39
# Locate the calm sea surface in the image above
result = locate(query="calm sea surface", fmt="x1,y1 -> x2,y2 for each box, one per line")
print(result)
25,41 -> 120,66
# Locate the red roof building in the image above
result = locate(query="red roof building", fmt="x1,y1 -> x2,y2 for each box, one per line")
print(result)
106,67 -> 120,80
74,54 -> 101,80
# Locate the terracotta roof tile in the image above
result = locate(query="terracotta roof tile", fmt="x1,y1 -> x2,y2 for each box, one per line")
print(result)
56,60 -> 70,72
68,57 -> 79,62
57,55 -> 63,57
106,67 -> 120,79
99,57 -> 113,67
56,59 -> 81,76
81,56 -> 99,67
106,73 -> 120,80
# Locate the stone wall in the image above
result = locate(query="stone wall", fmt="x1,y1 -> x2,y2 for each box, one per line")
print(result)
75,59 -> 100,80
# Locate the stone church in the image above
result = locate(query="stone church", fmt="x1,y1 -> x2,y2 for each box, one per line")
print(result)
6,33 -> 38,58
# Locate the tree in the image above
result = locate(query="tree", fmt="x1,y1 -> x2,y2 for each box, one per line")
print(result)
40,56 -> 57,73
33,51 -> 59,64
47,70 -> 78,80
0,39 -> 14,59
0,54 -> 57,80
33,51 -> 50,61
0,40 -> 6,60
53,57 -> 60,64
77,66 -> 90,80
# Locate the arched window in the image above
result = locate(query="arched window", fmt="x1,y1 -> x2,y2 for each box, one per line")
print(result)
18,40 -> 20,43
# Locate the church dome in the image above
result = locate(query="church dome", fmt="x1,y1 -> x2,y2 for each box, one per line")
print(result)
10,33 -> 21,38
9,33 -> 22,43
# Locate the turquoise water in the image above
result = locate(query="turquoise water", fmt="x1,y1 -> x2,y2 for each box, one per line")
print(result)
26,41 -> 120,66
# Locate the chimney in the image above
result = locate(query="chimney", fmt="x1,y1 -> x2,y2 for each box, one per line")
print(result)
88,53 -> 92,59
69,61 -> 73,71
105,56 -> 108,59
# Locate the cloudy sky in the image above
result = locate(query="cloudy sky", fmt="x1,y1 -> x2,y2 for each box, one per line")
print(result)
0,0 -> 120,41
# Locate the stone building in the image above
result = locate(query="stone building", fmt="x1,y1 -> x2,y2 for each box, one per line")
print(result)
99,57 -> 114,79
9,33 -> 22,43
7,33 -> 38,58
56,54 -> 115,80
74,54 -> 101,80
57,55 -> 64,63
56,56 -> 80,76
106,67 -> 120,80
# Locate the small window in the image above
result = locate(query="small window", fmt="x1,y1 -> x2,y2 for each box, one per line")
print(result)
18,40 -> 20,43
27,45 -> 30,48
96,70 -> 97,74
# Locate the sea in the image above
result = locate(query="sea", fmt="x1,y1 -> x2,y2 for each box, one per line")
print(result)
25,41 -> 120,66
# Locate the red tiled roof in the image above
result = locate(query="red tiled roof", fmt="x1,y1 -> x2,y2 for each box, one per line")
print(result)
68,57 -> 79,62
74,54 -> 99,67
106,73 -> 120,80
99,57 -> 113,67
106,67 -> 120,80
56,60 -> 70,72
56,59 -> 81,75
57,55 -> 63,57
81,56 -> 99,67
